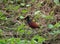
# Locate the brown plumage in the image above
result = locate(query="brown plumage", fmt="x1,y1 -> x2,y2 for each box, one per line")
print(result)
24,15 -> 39,28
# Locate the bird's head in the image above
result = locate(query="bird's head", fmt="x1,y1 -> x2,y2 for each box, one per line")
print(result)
24,15 -> 30,20
24,15 -> 32,22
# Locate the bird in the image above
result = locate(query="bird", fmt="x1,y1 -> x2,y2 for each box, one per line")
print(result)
24,15 -> 39,28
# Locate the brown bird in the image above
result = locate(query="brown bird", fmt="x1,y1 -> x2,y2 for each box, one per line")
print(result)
24,15 -> 39,28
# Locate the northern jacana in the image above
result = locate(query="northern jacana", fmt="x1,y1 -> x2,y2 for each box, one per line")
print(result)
24,15 -> 39,28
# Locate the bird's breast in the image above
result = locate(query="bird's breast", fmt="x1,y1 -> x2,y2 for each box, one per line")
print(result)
28,21 -> 39,28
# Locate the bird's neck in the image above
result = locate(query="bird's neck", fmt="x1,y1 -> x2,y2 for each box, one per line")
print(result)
26,18 -> 31,23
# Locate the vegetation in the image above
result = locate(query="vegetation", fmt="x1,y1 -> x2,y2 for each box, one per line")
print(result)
0,0 -> 60,44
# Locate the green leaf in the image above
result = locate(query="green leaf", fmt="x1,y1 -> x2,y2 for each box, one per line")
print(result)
0,17 -> 7,20
6,5 -> 20,11
48,24 -> 54,29
13,5 -> 20,11
0,39 -> 6,44
9,1 -> 14,4
49,30 -> 60,35
34,11 -> 40,15
49,11 -> 54,15
26,30 -> 32,35
7,38 -> 15,44
21,9 -> 28,14
54,22 -> 60,28
41,15 -> 46,18
41,15 -> 54,20
17,40 -> 30,44
32,0 -> 35,2
20,3 -> 26,7
17,23 -> 25,31
26,4 -> 31,7
17,23 -> 25,35
19,16 -> 24,19
0,29 -> 3,33
6,5 -> 14,10
3,0 -> 8,3
0,11 -> 7,20
54,0 -> 60,5
32,35 -> 45,43
0,11 -> 3,17
36,2 -> 42,8
45,15 -> 54,20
